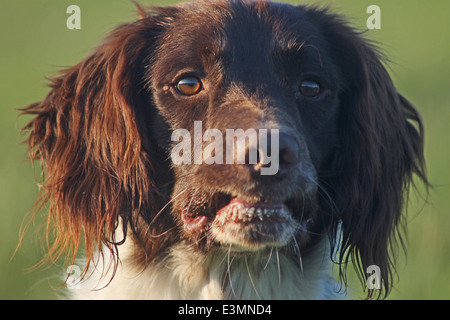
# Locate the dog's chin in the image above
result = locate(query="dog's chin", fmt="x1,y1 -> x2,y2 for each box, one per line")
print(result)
182,197 -> 308,252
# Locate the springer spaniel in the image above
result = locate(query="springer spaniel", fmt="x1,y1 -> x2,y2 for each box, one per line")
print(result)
21,0 -> 427,299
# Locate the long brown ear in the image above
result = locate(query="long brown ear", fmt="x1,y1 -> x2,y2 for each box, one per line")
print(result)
20,15 -> 173,277
307,8 -> 428,298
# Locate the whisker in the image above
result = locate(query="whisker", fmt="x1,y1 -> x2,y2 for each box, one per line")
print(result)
183,230 -> 210,249
275,247 -> 281,285
245,256 -> 261,300
313,179 -> 338,215
263,245 -> 274,270
291,234 -> 304,274
226,244 -> 237,298
298,190 -> 306,225
144,188 -> 187,238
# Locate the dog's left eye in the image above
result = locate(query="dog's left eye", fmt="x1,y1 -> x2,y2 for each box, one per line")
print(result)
175,77 -> 202,96
299,80 -> 322,98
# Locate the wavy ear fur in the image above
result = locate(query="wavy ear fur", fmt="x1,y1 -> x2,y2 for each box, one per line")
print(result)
307,9 -> 428,298
20,13 -> 175,277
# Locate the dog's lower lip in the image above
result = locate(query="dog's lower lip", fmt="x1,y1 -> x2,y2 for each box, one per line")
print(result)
211,196 -> 298,249
217,197 -> 289,222
181,212 -> 208,234
182,197 -> 290,234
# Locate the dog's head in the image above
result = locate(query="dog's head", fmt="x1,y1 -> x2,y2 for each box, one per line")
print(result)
22,0 -> 427,297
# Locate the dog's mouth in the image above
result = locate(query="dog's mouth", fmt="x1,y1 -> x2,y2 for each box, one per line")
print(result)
181,195 -> 310,251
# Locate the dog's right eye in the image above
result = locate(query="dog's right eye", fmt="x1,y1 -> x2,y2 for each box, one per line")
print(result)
175,77 -> 202,96
299,80 -> 322,98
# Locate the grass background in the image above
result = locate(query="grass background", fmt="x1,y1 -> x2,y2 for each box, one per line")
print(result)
1,0 -> 449,299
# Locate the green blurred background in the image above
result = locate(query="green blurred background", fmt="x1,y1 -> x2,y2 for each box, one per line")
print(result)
1,0 -> 449,299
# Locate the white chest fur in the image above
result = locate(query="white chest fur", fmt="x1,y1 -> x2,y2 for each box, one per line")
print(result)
68,241 -> 341,300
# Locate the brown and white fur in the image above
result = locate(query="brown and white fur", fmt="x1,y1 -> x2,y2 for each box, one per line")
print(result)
22,0 -> 427,299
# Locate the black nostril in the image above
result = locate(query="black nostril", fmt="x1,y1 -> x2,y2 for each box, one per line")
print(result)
243,131 -> 300,175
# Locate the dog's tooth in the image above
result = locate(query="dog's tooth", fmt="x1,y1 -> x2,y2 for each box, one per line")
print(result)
248,207 -> 254,220
246,208 -> 252,221
256,210 -> 261,219
238,208 -> 245,221
223,202 -> 292,223
256,208 -> 263,220
232,206 -> 238,220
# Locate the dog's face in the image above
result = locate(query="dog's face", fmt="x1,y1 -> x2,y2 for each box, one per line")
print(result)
23,0 -> 427,297
148,2 -> 341,252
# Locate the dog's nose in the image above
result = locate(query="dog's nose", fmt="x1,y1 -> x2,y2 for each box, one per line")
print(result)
243,131 -> 300,176
278,132 -> 300,169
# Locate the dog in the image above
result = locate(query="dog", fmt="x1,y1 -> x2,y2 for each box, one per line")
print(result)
21,0 -> 427,299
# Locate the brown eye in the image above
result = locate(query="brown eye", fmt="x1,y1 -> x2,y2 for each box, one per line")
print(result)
299,80 -> 322,98
175,77 -> 202,96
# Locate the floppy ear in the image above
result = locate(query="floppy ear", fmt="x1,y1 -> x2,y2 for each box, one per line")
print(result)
309,10 -> 428,298
20,14 -> 175,276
